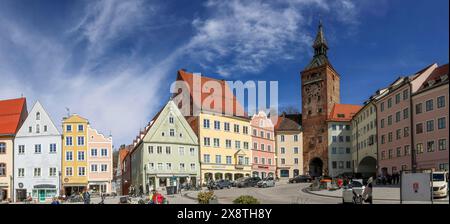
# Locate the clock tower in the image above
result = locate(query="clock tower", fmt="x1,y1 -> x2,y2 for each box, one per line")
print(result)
301,21 -> 340,177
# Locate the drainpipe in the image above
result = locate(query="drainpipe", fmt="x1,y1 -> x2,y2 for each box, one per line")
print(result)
373,103 -> 379,176
408,82 -> 417,173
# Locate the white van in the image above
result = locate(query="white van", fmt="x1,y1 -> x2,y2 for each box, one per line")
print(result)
432,172 -> 448,198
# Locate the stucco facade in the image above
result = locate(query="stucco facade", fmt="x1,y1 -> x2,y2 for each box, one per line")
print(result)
328,121 -> 353,177
87,126 -> 113,194
275,115 -> 303,179
351,101 -> 378,177
61,114 -> 89,195
250,111 -> 276,178
13,101 -> 61,202
0,97 -> 27,201
412,65 -> 449,171
377,64 -> 436,175
130,100 -> 200,193
198,113 -> 252,183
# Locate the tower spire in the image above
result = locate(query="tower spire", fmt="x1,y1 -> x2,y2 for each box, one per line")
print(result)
313,21 -> 328,57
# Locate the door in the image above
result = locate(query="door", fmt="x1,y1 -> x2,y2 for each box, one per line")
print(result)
38,190 -> 46,202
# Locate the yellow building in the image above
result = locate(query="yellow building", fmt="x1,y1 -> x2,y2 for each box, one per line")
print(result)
195,113 -> 252,183
62,114 -> 89,195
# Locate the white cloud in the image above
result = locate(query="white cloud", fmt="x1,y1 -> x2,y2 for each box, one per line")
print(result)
182,0 -> 363,77
0,1 -> 170,147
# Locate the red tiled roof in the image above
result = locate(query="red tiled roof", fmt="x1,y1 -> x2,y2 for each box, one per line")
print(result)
328,104 -> 362,122
418,63 -> 449,91
0,98 -> 27,135
175,70 -> 246,117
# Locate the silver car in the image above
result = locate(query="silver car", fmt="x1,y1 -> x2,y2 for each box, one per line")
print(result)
257,177 -> 276,188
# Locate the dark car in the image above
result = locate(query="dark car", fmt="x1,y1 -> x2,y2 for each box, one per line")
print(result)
237,177 -> 261,188
214,180 -> 232,189
289,175 -> 312,183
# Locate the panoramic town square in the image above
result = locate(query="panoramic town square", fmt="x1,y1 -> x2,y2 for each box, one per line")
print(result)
0,0 -> 449,205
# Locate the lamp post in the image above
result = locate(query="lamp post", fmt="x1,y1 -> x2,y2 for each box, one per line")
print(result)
144,164 -> 147,195
58,171 -> 62,196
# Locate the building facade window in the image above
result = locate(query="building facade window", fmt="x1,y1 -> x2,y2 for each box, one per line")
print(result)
49,144 -> 57,153
438,139 -> 447,151
66,151 -> 73,161
425,99 -> 434,112
437,96 -> 446,108
438,117 -> 446,129
34,144 -> 41,154
18,145 -> 25,154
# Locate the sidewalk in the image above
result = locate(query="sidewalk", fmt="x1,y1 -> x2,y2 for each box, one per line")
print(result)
303,185 -> 449,203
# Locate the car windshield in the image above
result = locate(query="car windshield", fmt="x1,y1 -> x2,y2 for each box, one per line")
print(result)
350,181 -> 363,188
433,173 -> 445,182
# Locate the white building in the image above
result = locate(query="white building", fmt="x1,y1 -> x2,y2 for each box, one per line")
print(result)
327,104 -> 361,177
13,101 -> 61,202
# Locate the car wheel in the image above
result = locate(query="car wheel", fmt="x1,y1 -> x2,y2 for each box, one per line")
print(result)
227,186 -> 231,189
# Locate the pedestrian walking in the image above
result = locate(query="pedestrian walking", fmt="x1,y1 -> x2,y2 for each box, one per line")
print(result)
82,188 -> 91,204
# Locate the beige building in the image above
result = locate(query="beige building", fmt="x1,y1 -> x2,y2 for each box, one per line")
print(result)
351,99 -> 381,178
274,114 -> 303,179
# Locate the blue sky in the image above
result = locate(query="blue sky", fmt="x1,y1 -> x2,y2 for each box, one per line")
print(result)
0,0 -> 448,147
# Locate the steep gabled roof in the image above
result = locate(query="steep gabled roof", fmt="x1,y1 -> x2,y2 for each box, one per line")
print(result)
0,97 -> 27,135
328,104 -> 362,122
274,115 -> 302,132
175,69 -> 246,117
417,63 -> 449,92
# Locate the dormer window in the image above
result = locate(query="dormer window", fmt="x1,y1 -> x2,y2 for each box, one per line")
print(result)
36,112 -> 40,120
337,114 -> 345,118
441,74 -> 448,81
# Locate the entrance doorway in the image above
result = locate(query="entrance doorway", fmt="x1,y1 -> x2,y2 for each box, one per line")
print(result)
293,169 -> 299,177
0,189 -> 7,201
309,157 -> 323,177
358,156 -> 377,178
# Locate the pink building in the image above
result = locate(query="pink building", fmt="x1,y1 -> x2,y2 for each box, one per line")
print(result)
413,64 -> 449,171
377,64 -> 437,175
87,126 -> 113,194
250,111 -> 276,178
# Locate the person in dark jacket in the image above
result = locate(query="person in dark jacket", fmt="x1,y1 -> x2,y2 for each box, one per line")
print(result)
82,189 -> 91,204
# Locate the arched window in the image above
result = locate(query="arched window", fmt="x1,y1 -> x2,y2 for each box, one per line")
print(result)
36,112 -> 40,120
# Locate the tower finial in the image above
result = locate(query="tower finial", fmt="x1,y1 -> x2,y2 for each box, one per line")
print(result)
312,20 -> 328,56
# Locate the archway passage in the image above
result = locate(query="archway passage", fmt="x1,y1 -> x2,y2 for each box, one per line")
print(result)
358,156 -> 377,178
309,157 -> 323,177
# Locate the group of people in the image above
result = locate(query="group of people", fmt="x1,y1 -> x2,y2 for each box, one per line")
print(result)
128,185 -> 144,197
378,172 -> 400,185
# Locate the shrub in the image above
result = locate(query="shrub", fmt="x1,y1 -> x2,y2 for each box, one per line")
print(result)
233,195 -> 260,204
197,191 -> 215,204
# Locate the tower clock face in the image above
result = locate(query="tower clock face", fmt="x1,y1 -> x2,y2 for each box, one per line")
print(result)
305,82 -> 322,97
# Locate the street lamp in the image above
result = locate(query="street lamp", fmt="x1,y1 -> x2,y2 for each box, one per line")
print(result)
58,171 -> 62,196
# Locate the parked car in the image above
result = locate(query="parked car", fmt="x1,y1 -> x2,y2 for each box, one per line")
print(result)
432,172 -> 448,198
257,177 -> 275,188
237,177 -> 261,188
342,179 -> 365,204
214,179 -> 232,189
231,177 -> 246,187
289,175 -> 312,183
